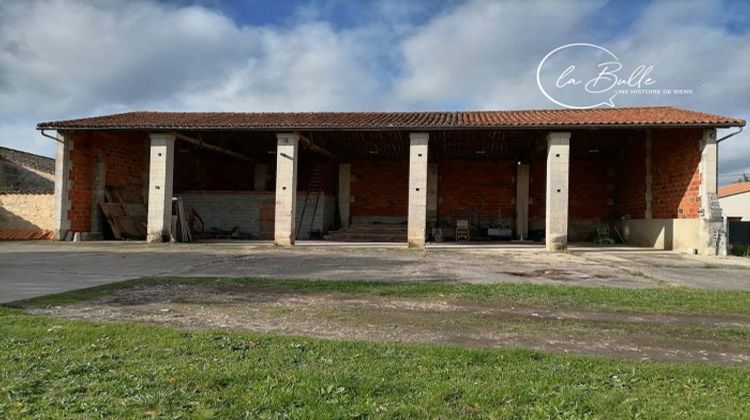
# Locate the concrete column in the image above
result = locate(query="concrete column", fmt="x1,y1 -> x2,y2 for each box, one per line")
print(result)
254,163 -> 269,191
274,133 -> 299,246
52,131 -> 72,240
427,164 -> 438,225
338,163 -> 351,229
146,133 -> 175,243
644,132 -> 653,219
545,132 -> 570,251
698,128 -> 725,256
516,164 -> 529,239
408,133 -> 429,248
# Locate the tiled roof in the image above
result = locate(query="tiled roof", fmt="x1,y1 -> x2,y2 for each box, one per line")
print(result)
718,181 -> 750,198
0,147 -> 54,175
37,106 -> 745,131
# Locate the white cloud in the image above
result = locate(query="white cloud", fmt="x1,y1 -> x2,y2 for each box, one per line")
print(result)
391,0 -> 750,180
391,0 -> 607,108
0,0 -> 748,183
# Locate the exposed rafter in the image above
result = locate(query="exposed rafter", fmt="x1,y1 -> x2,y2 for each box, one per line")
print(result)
169,132 -> 253,161
298,133 -> 336,159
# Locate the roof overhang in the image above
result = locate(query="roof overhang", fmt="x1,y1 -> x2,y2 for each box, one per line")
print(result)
37,106 -> 746,132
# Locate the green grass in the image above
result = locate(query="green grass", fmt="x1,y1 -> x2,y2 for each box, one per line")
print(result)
16,276 -> 750,317
1,307 -> 749,418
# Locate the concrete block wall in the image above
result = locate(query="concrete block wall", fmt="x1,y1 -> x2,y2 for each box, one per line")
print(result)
178,191 -> 335,239
178,192 -> 272,236
296,193 -> 337,239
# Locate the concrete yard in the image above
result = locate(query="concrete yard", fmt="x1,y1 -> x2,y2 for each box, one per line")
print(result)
2,240 -> 750,303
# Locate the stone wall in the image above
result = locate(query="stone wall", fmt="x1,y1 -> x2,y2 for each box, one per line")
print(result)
0,193 -> 54,237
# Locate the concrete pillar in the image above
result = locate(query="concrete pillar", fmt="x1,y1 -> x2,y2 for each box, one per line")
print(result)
698,128 -> 725,256
545,132 -> 570,251
408,133 -> 429,248
516,164 -> 529,239
146,133 -> 175,243
254,163 -> 269,191
338,163 -> 351,229
644,132 -> 653,219
52,131 -> 72,240
274,133 -> 299,246
427,164 -> 438,224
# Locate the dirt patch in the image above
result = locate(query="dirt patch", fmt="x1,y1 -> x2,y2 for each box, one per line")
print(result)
503,269 -> 614,281
26,283 -> 750,366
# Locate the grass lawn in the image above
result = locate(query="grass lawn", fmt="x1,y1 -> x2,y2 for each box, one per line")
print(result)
1,306 -> 749,418
17,276 -> 750,316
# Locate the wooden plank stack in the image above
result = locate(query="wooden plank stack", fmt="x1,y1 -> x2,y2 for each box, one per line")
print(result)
99,187 -> 147,240
171,198 -> 193,243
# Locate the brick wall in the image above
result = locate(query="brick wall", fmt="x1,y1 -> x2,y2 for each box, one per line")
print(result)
568,137 -> 616,221
62,128 -> 704,239
351,161 -> 408,219
529,161 -> 546,228
651,128 -> 702,219
569,160 -> 613,219
173,153 -> 334,194
174,151 -> 256,192
67,131 -> 149,232
616,135 -> 647,219
438,161 -> 516,225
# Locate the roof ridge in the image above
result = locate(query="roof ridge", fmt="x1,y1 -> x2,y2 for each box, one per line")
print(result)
74,106 -> 679,116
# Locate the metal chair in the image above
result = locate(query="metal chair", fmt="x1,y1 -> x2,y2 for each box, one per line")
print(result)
456,219 -> 470,241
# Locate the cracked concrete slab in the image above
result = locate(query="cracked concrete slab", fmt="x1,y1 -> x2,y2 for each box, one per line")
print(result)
1,240 -> 749,303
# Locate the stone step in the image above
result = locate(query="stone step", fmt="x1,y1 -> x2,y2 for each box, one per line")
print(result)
343,224 -> 407,232
324,232 -> 407,242
323,236 -> 406,242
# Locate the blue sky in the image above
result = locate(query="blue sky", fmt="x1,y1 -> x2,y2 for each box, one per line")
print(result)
1,0 -> 749,182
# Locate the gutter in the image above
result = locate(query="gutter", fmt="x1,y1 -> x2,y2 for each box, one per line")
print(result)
40,129 -> 63,143
35,123 -> 747,132
717,126 -> 743,143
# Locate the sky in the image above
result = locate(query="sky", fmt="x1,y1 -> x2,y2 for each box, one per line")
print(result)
1,0 -> 748,183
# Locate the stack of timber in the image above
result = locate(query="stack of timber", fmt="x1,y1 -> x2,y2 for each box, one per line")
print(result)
99,187 -> 147,240
171,198 -> 193,243
323,224 -> 407,242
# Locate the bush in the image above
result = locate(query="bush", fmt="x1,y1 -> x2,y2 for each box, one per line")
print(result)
730,244 -> 750,257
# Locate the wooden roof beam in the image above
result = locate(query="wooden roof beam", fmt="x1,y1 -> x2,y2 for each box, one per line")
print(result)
298,133 -> 336,159
169,132 -> 253,161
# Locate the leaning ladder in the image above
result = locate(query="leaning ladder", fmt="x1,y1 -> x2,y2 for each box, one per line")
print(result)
295,165 -> 325,240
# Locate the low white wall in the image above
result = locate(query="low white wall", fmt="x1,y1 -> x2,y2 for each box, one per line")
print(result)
177,191 -> 336,240
620,218 -> 700,251
720,193 -> 750,221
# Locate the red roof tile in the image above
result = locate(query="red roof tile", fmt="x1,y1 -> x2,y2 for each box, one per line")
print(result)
718,181 -> 750,198
37,106 -> 744,131
0,230 -> 53,240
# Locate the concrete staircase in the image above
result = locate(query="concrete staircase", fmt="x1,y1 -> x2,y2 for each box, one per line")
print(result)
324,224 -> 407,242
